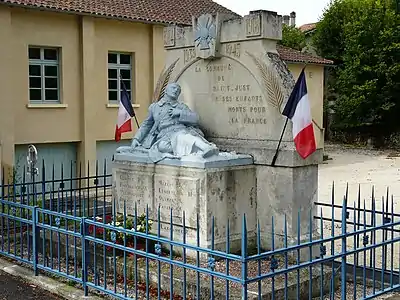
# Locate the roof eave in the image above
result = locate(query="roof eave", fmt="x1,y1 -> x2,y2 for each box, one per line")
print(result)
304,28 -> 317,35
0,2 -> 187,26
284,60 -> 334,67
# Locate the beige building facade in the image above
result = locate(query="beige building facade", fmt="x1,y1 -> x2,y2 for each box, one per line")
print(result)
0,4 -> 332,180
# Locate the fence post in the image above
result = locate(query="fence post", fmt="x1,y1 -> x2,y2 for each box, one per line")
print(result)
32,206 -> 38,276
341,196 -> 347,299
81,217 -> 88,296
241,214 -> 248,300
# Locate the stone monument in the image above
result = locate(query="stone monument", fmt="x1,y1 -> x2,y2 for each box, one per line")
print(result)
113,10 -> 321,255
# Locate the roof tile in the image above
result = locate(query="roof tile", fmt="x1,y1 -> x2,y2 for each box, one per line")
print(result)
299,22 -> 317,33
1,1 -> 332,65
277,45 -> 334,65
0,0 -> 239,25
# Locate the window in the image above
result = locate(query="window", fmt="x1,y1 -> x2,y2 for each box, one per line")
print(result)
28,47 -> 60,103
108,52 -> 133,104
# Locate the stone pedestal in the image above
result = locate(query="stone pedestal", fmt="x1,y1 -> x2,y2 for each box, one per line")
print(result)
256,164 -> 319,259
113,153 -> 256,256
213,139 -> 322,253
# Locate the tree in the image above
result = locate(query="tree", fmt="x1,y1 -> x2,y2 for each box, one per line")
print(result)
313,0 -> 400,143
279,24 -> 306,51
313,0 -> 361,63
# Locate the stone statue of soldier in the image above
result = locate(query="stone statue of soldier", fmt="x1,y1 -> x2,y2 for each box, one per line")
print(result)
117,83 -> 219,163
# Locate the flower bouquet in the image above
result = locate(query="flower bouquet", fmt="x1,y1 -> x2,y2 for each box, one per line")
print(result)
88,213 -> 155,257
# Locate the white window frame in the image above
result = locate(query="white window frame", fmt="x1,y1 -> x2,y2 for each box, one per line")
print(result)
28,46 -> 60,104
107,52 -> 133,104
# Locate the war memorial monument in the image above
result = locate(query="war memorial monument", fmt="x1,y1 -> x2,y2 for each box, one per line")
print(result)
113,10 -> 322,255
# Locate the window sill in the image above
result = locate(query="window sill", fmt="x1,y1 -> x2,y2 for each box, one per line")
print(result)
106,103 -> 140,109
26,103 -> 68,109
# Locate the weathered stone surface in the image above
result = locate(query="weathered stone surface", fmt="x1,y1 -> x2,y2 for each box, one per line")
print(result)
113,157 -> 257,255
256,164 -> 319,259
157,10 -> 321,252
114,168 -> 153,216
161,10 -> 321,168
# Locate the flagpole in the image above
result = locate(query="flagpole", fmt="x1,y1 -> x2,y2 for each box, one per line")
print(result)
119,72 -> 140,129
271,64 -> 309,166
132,107 -> 140,129
271,117 -> 289,166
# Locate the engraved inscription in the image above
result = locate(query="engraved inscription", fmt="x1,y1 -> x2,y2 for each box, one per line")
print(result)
163,27 -> 175,47
154,222 -> 198,243
213,84 -> 250,92
154,176 -> 198,223
246,14 -> 261,37
225,43 -> 241,58
184,48 -> 196,64
206,64 -> 232,72
192,61 -> 268,126
115,171 -> 152,216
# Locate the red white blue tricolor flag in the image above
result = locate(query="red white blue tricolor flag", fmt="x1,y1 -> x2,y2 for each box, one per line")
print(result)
282,68 -> 316,159
115,83 -> 135,142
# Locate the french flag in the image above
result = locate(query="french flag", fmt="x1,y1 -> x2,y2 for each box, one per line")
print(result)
115,83 -> 135,142
282,68 -> 316,159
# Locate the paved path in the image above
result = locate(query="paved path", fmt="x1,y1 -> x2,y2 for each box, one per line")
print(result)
0,270 -> 62,300
319,144 -> 400,206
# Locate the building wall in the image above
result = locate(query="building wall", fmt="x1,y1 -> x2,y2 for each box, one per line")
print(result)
0,7 -> 15,179
287,63 -> 325,149
0,6 -> 326,177
152,26 -> 167,88
0,6 -> 157,176
79,17 -> 154,167
11,8 -> 81,145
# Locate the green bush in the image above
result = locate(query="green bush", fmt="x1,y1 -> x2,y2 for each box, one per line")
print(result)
279,24 -> 306,51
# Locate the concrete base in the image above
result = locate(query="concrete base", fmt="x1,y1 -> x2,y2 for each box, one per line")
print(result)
113,154 -> 256,256
256,164 -> 319,260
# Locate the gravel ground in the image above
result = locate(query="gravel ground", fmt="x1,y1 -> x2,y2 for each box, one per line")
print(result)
318,143 -> 400,299
319,143 -> 400,208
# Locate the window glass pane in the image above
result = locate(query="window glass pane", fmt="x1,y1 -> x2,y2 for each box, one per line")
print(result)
29,77 -> 41,89
108,68 -> 117,79
108,91 -> 118,101
44,48 -> 57,60
45,65 -> 58,77
120,54 -> 131,65
108,53 -> 118,64
45,89 -> 58,101
121,80 -> 131,90
45,78 -> 58,89
120,69 -> 131,80
29,89 -> 42,101
108,80 -> 117,90
29,65 -> 41,76
28,48 -> 41,60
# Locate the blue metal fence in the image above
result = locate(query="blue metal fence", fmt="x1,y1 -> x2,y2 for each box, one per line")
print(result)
0,162 -> 400,299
